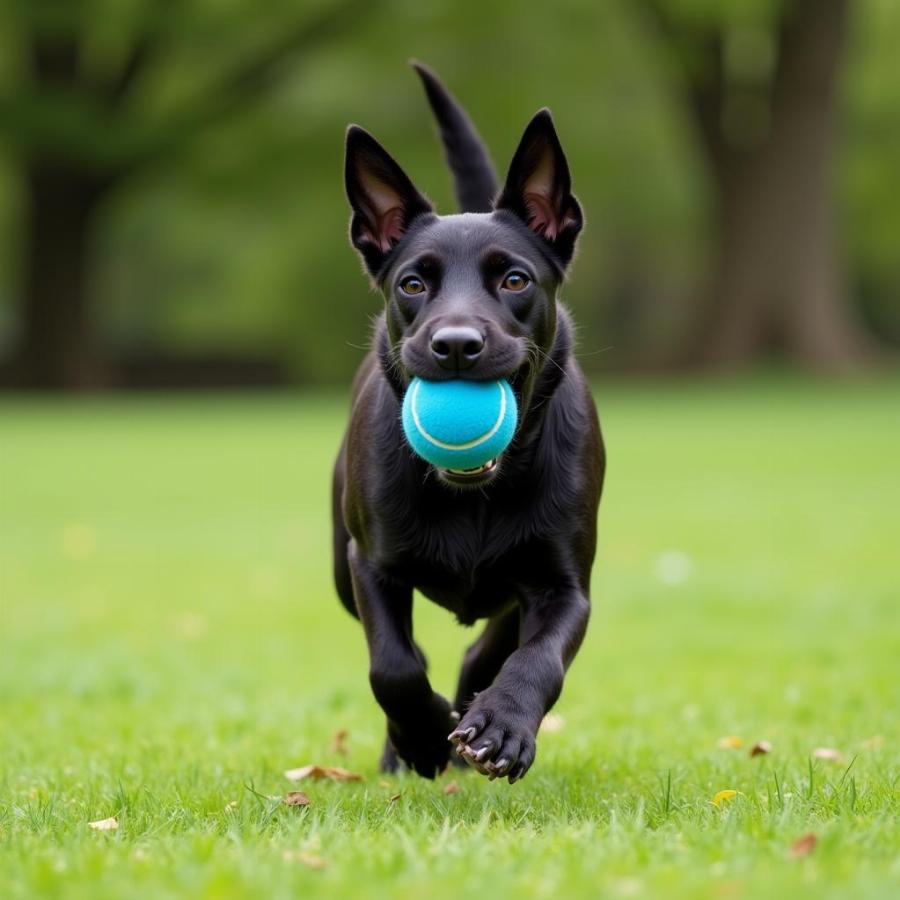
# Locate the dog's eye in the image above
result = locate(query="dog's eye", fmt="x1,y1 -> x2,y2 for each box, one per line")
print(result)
399,276 -> 426,295
501,272 -> 530,292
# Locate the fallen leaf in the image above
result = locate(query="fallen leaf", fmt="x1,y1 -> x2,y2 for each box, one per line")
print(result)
283,850 -> 327,869
750,740 -> 772,757
284,764 -> 362,782
540,714 -> 565,733
378,779 -> 391,788
717,736 -> 744,749
443,781 -> 460,795
89,817 -> 118,831
789,833 -> 818,859
284,791 -> 311,807
712,790 -> 741,806
812,747 -> 843,762
388,793 -> 401,803
860,735 -> 884,750
331,729 -> 349,755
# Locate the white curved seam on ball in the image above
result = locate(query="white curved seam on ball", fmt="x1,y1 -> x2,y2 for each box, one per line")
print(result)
410,381 -> 507,451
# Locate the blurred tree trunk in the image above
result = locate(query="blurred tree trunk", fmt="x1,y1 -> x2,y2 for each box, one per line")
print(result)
6,0 -> 368,389
654,0 -> 872,369
18,164 -> 110,387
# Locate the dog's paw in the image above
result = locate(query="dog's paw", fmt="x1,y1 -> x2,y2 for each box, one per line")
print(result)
379,737 -> 401,773
387,692 -> 457,779
448,689 -> 537,783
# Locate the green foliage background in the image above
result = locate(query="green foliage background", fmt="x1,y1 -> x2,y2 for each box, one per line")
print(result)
0,0 -> 898,381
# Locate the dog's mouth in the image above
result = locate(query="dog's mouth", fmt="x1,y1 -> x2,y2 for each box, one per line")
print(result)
436,457 -> 500,487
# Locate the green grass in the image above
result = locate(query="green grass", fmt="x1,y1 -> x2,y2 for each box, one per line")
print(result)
1,375 -> 898,899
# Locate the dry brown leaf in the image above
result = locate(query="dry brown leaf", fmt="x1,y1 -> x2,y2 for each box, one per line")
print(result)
812,747 -> 843,762
284,764 -> 362,782
717,735 -> 744,749
89,816 -> 119,831
712,790 -> 741,806
540,714 -> 565,733
284,791 -> 311,807
789,833 -> 818,859
331,729 -> 349,755
388,792 -> 401,803
750,740 -> 773,757
283,850 -> 327,869
443,781 -> 460,795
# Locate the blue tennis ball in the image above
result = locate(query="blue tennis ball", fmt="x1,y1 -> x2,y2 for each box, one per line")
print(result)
401,378 -> 518,471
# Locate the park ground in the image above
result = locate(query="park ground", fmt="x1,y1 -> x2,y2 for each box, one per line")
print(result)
1,374 -> 898,899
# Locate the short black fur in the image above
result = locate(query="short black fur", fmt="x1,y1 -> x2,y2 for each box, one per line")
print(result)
333,64 -> 605,782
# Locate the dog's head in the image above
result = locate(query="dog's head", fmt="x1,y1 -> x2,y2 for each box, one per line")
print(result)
344,74 -> 582,487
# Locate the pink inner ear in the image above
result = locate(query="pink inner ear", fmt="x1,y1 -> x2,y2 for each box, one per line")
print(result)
376,207 -> 405,252
357,168 -> 408,251
524,192 -> 559,241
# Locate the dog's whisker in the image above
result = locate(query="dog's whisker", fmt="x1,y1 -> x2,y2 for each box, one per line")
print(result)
574,345 -> 615,358
528,340 -> 567,377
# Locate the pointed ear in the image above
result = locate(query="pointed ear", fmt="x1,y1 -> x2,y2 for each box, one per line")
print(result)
495,109 -> 583,268
344,125 -> 433,276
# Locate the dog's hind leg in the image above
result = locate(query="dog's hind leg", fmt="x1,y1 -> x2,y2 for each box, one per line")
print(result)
453,605 -> 520,713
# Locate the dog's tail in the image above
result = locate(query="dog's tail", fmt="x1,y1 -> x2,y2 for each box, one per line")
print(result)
411,61 -> 498,213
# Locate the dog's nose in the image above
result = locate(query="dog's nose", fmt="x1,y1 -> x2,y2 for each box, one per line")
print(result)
430,326 -> 485,371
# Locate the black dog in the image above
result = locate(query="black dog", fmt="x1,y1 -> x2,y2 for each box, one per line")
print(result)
332,64 -> 604,783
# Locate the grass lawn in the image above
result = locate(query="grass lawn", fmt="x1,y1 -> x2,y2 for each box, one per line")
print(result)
1,374 -> 898,899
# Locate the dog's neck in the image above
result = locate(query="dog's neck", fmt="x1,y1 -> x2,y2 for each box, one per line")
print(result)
516,307 -> 573,446
375,320 -> 407,400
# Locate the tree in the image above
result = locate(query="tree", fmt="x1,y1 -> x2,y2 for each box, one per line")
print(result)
645,0 -> 873,369
0,0 -> 368,388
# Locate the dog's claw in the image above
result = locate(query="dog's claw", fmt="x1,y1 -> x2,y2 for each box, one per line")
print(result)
450,711 -> 461,724
473,746 -> 491,762
449,727 -> 476,745
490,757 -> 510,775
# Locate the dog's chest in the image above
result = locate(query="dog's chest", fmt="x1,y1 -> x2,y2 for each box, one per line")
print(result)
376,501 -> 539,623
406,546 -> 521,623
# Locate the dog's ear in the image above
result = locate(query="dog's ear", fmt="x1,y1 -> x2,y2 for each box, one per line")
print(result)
345,125 -> 433,276
495,109 -> 583,268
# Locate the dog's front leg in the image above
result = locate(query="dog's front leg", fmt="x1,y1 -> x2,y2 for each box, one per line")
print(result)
348,541 -> 455,778
450,586 -> 589,783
